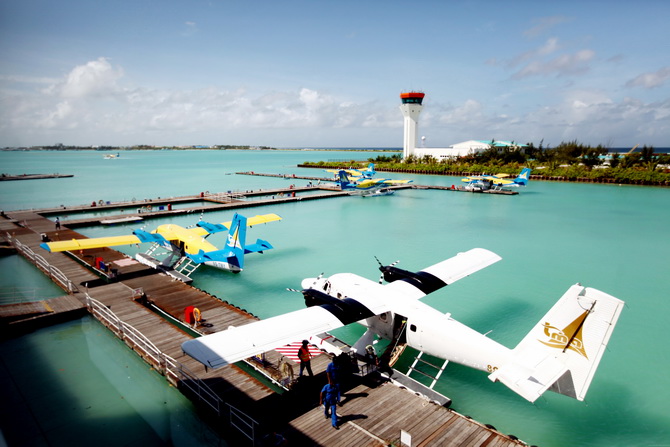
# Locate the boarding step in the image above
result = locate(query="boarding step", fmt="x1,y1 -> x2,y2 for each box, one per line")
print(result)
407,351 -> 450,389
144,242 -> 161,257
135,253 -> 193,284
383,368 -> 452,407
173,257 -> 200,277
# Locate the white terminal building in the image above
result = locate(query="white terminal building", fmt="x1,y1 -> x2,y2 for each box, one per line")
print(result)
399,91 -> 524,159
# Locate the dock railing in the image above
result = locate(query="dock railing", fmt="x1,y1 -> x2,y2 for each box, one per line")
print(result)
7,233 -> 79,293
84,294 -> 224,415
0,287 -> 42,305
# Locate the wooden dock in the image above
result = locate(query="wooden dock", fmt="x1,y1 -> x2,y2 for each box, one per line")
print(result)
0,173 -> 74,181
1,206 -> 529,446
25,186 -> 350,228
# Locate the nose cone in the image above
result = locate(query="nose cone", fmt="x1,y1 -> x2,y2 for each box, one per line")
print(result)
301,278 -> 317,289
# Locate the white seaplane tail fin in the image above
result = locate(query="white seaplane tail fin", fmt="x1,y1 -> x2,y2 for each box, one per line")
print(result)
489,284 -> 624,402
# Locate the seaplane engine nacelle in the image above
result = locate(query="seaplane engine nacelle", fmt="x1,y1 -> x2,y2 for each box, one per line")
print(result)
300,289 -> 376,325
378,262 -> 446,292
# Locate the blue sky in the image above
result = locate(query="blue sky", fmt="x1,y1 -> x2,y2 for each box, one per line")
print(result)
1,0 -> 668,148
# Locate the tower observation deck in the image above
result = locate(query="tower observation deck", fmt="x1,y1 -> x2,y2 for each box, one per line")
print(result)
399,92 -> 425,158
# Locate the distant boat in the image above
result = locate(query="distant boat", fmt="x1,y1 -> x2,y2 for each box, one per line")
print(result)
104,152 -> 120,159
100,216 -> 143,225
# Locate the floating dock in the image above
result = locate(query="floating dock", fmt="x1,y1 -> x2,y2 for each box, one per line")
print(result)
1,197 -> 528,446
0,173 -> 74,181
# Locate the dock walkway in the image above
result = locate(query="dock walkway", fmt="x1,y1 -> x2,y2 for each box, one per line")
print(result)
1,208 -> 527,446
26,187 -> 349,228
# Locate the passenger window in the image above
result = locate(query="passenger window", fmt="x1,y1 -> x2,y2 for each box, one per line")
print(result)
410,324 -> 417,332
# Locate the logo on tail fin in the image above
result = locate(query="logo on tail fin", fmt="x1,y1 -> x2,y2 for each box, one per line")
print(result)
227,225 -> 243,250
538,310 -> 590,359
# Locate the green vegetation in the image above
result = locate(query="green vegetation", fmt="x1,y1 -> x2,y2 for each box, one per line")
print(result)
303,141 -> 670,186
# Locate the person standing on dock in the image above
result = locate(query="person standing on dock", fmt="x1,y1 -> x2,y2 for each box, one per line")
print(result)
55,217 -> 60,230
298,340 -> 313,378
320,382 -> 341,429
326,354 -> 340,385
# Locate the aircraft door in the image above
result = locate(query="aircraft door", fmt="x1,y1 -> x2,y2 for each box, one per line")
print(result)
405,318 -> 423,350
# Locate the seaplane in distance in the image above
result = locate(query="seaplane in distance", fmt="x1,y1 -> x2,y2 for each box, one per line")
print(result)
182,248 -> 624,403
336,170 -> 413,196
462,168 -> 532,191
40,213 -> 282,277
325,163 -> 377,179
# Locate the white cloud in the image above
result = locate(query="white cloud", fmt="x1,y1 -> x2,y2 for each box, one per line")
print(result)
57,57 -> 124,98
492,36 -> 596,80
182,21 -> 198,36
1,58 -> 668,147
625,67 -> 670,89
523,16 -> 571,39
515,49 -> 595,79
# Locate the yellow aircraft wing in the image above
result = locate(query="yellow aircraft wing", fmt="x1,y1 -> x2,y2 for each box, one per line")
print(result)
188,213 -> 283,237
41,213 -> 282,252
325,168 -> 362,176
42,235 -> 141,253
381,179 -> 412,185
491,178 -> 514,185
245,213 -> 283,226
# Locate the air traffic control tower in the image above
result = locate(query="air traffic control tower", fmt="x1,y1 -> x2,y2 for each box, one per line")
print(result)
399,92 -> 425,159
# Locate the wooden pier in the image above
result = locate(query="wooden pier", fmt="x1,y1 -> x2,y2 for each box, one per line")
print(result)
27,186 -> 349,228
0,173 -> 74,181
1,203 -> 528,446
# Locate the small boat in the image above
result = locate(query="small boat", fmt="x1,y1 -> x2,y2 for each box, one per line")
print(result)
100,216 -> 143,225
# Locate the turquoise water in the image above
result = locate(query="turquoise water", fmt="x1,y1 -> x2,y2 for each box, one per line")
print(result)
0,255 -> 65,303
0,317 -> 224,447
2,150 -> 669,446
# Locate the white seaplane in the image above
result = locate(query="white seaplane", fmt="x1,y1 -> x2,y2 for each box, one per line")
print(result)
182,248 -> 624,403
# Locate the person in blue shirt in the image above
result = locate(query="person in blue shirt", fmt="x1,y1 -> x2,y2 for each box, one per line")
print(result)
320,382 -> 341,429
326,354 -> 339,385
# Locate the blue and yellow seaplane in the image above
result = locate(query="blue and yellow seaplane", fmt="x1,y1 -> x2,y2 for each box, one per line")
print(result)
40,213 -> 282,277
336,170 -> 412,196
461,168 -> 532,191
325,162 -> 377,180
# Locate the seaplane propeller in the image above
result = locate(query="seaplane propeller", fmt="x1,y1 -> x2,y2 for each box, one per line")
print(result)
286,273 -> 325,294
186,211 -> 205,229
375,256 -> 400,283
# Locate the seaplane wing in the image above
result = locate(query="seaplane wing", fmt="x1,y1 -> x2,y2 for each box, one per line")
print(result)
490,178 -> 518,186
356,178 -> 412,188
383,248 -> 502,299
325,168 -> 363,177
183,249 -> 499,368
182,294 -> 391,368
380,179 -> 413,185
41,234 -> 143,252
190,213 -> 282,237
